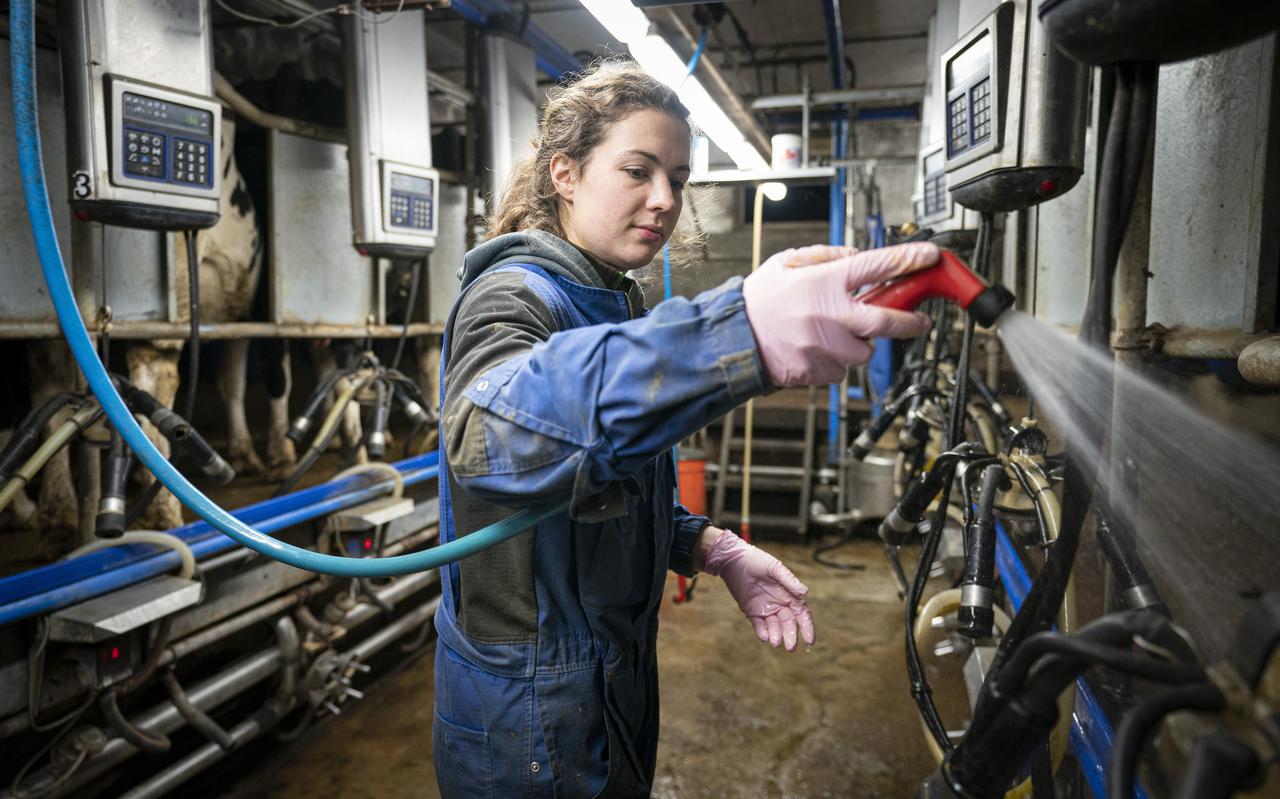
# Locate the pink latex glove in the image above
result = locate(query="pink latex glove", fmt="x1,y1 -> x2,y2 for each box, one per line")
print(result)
742,242 -> 938,387
702,529 -> 815,651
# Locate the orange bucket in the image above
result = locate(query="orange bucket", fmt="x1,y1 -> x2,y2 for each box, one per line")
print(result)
677,456 -> 707,515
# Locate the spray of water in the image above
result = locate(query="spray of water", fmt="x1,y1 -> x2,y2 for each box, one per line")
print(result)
997,311 -> 1280,660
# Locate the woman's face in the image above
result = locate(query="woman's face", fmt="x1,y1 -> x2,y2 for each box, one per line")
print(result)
552,109 -> 690,272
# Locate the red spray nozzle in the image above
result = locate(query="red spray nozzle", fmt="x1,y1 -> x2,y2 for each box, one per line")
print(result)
855,251 -> 1015,327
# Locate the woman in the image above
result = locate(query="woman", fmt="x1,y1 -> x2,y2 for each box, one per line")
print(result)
433,61 -> 936,797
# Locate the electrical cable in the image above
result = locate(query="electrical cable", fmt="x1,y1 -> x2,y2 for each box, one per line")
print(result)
390,259 -> 422,372
1108,683 -> 1225,799
811,528 -> 868,571
10,689 -> 96,799
214,0 -> 405,30
182,229 -> 199,423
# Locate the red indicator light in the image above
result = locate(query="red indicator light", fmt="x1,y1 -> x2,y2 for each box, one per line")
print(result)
363,537 -> 373,550
75,210 -> 91,222
1038,178 -> 1058,196
110,646 -> 120,660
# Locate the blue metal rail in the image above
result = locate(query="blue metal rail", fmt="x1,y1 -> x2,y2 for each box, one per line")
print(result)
0,453 -> 439,628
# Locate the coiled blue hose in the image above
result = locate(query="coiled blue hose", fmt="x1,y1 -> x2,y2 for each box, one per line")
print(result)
8,0 -> 565,578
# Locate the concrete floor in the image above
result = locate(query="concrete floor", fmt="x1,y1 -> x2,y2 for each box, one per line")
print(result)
223,539 -> 937,798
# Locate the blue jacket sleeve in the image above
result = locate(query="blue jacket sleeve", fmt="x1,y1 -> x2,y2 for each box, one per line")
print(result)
669,503 -> 712,576
444,276 -> 766,521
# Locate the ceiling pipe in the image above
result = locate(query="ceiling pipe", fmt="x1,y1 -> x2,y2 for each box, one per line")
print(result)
653,7 -> 770,156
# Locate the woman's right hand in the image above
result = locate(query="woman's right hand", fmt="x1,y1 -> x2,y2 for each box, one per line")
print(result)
741,242 -> 938,387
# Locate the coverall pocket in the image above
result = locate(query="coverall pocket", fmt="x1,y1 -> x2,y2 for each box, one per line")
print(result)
433,707 -> 493,799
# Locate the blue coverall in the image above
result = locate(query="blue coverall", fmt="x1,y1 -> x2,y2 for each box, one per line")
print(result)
432,231 -> 767,797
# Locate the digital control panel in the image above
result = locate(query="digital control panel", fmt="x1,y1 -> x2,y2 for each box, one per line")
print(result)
941,0 -> 1088,214
921,148 -> 948,220
109,79 -> 220,201
59,1 -> 221,230
945,31 -> 995,160
377,161 -> 439,250
387,171 -> 435,232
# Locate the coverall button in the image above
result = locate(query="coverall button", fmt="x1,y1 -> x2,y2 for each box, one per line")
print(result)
476,380 -> 488,390
530,761 -> 541,773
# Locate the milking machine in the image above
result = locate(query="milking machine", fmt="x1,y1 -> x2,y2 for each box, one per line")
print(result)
0,1 -> 561,795
857,2 -> 1280,796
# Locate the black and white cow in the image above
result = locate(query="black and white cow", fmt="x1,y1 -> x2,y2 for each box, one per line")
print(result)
5,115 -> 296,547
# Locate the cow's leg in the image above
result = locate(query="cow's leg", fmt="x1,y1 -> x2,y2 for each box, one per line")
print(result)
218,338 -> 265,476
262,339 -> 296,480
127,341 -> 186,530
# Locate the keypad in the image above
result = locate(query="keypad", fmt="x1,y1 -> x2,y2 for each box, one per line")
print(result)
948,96 -> 969,156
389,190 -> 433,231
970,78 -> 992,145
124,128 -> 165,178
172,139 -> 210,186
923,173 -> 946,217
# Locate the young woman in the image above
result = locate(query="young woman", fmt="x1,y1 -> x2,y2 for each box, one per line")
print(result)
432,61 -> 937,797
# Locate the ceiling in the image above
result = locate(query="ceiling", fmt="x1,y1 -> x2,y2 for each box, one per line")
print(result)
425,0 -> 934,98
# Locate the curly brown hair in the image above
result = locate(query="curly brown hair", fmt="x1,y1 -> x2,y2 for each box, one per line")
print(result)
486,59 -> 706,265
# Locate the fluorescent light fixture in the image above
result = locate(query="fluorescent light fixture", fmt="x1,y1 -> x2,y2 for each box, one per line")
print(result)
760,182 -> 788,202
579,1 -> 768,171
578,0 -> 650,45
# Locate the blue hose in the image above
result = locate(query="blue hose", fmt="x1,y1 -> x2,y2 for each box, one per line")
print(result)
9,0 -> 565,578
680,26 -> 710,87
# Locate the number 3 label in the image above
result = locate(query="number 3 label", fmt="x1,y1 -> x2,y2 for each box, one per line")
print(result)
72,171 -> 91,199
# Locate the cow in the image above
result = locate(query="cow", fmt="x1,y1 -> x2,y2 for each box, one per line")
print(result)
4,114 -> 296,550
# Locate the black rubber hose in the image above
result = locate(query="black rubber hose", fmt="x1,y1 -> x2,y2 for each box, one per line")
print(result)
1108,683 -> 1225,799
996,611 -> 1199,703
850,390 -> 913,460
119,617 -> 174,695
0,392 -> 79,481
966,369 -> 1010,427
904,461 -> 969,752
957,462 -> 1003,639
287,367 -> 349,445
365,378 -> 391,459
182,229 -> 199,423
160,669 -> 235,752
1171,730 -> 1261,799
95,428 -> 132,538
878,451 -> 962,544
273,382 -> 361,498
391,258 -> 423,372
951,623 -> 1201,795
99,689 -> 170,755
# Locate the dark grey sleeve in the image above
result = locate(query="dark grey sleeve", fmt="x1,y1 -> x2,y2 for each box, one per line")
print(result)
442,271 -> 559,476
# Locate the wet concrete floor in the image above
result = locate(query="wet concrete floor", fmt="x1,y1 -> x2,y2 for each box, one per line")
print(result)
223,538 -> 936,798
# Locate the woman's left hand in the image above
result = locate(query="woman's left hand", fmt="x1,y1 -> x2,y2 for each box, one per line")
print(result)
700,528 -> 815,651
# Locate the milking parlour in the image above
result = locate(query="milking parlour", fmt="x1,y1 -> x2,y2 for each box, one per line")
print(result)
0,2 -> 1278,798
